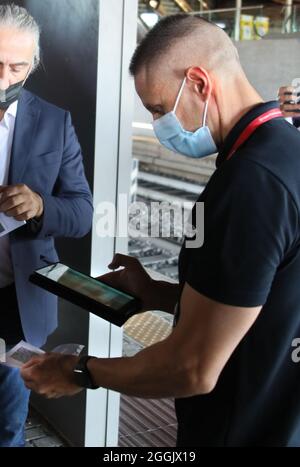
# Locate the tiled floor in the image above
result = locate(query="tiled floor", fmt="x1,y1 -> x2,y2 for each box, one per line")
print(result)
119,396 -> 177,447
25,409 -> 65,447
119,311 -> 176,447
124,311 -> 172,348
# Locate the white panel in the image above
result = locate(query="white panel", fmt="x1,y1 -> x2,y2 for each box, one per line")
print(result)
91,0 -> 123,279
85,0 -> 138,447
106,0 -> 138,447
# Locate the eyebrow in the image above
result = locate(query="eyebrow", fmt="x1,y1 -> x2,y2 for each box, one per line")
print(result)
0,61 -> 29,67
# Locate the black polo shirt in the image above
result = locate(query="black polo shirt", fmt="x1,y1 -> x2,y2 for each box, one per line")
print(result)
176,101 -> 300,447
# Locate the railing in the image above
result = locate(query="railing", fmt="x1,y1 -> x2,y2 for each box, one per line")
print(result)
138,0 -> 300,41
194,4 -> 300,40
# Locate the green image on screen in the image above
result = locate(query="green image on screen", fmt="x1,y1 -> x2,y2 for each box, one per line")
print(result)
42,264 -> 132,311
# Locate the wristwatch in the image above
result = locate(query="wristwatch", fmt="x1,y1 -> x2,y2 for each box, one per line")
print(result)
73,355 -> 99,389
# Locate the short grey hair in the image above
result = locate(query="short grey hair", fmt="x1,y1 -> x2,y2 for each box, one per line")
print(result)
0,3 -> 40,70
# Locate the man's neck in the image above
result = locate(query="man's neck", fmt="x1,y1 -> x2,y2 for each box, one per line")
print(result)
217,74 -> 264,144
0,109 -> 5,122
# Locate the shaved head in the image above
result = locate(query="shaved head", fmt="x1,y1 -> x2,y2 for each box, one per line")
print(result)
131,14 -> 262,149
130,15 -> 241,79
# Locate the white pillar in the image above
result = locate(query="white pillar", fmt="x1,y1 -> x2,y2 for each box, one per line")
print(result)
85,0 -> 138,447
283,0 -> 293,34
234,0 -> 242,41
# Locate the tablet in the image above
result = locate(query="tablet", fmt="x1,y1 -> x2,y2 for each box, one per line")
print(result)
29,262 -> 142,327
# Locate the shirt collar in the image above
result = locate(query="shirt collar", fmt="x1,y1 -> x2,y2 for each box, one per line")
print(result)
1,100 -> 18,130
6,100 -> 18,119
216,101 -> 281,168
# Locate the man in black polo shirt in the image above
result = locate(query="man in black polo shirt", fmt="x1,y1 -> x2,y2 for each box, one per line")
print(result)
21,15 -> 300,447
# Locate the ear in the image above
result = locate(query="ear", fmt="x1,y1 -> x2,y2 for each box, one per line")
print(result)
186,66 -> 213,102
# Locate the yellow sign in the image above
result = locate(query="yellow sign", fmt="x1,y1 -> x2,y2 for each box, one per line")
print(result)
254,16 -> 270,39
240,14 -> 254,40
240,14 -> 269,40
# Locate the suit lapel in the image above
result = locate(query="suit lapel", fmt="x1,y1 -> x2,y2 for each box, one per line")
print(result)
8,90 -> 41,184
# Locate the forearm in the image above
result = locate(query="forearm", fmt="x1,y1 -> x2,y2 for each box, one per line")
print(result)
33,111 -> 93,239
88,338 -> 193,398
145,280 -> 182,314
34,193 -> 93,239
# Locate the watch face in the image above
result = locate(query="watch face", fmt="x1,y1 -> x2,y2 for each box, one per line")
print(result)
73,356 -> 98,389
73,368 -> 87,388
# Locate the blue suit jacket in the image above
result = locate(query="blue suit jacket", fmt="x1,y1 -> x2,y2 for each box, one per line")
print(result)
293,118 -> 300,128
8,90 -> 93,347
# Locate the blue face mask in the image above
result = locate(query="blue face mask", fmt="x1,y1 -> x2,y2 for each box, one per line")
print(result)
152,77 -> 217,158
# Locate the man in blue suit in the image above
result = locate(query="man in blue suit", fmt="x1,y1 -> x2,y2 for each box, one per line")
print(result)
0,4 -> 93,446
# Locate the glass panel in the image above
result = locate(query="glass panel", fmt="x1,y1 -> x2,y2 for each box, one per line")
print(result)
138,0 -> 300,40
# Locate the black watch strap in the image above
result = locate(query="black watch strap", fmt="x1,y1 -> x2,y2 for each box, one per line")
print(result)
73,355 -> 99,390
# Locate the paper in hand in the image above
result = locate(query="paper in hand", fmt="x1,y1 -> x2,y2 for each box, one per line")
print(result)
3,341 -> 85,369
0,212 -> 25,237
5,341 -> 45,368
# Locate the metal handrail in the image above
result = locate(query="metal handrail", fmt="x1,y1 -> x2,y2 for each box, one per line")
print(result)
173,0 -> 193,13
188,5 -> 264,15
138,1 -> 300,40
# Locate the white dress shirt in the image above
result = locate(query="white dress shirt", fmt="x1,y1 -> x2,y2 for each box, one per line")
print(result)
0,101 -> 18,288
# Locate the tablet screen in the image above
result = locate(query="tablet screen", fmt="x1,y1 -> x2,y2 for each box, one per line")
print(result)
36,263 -> 134,311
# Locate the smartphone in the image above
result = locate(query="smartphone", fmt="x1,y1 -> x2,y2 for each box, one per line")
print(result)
29,263 -> 142,327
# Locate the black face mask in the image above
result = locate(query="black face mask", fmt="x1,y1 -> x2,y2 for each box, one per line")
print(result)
0,80 -> 23,110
